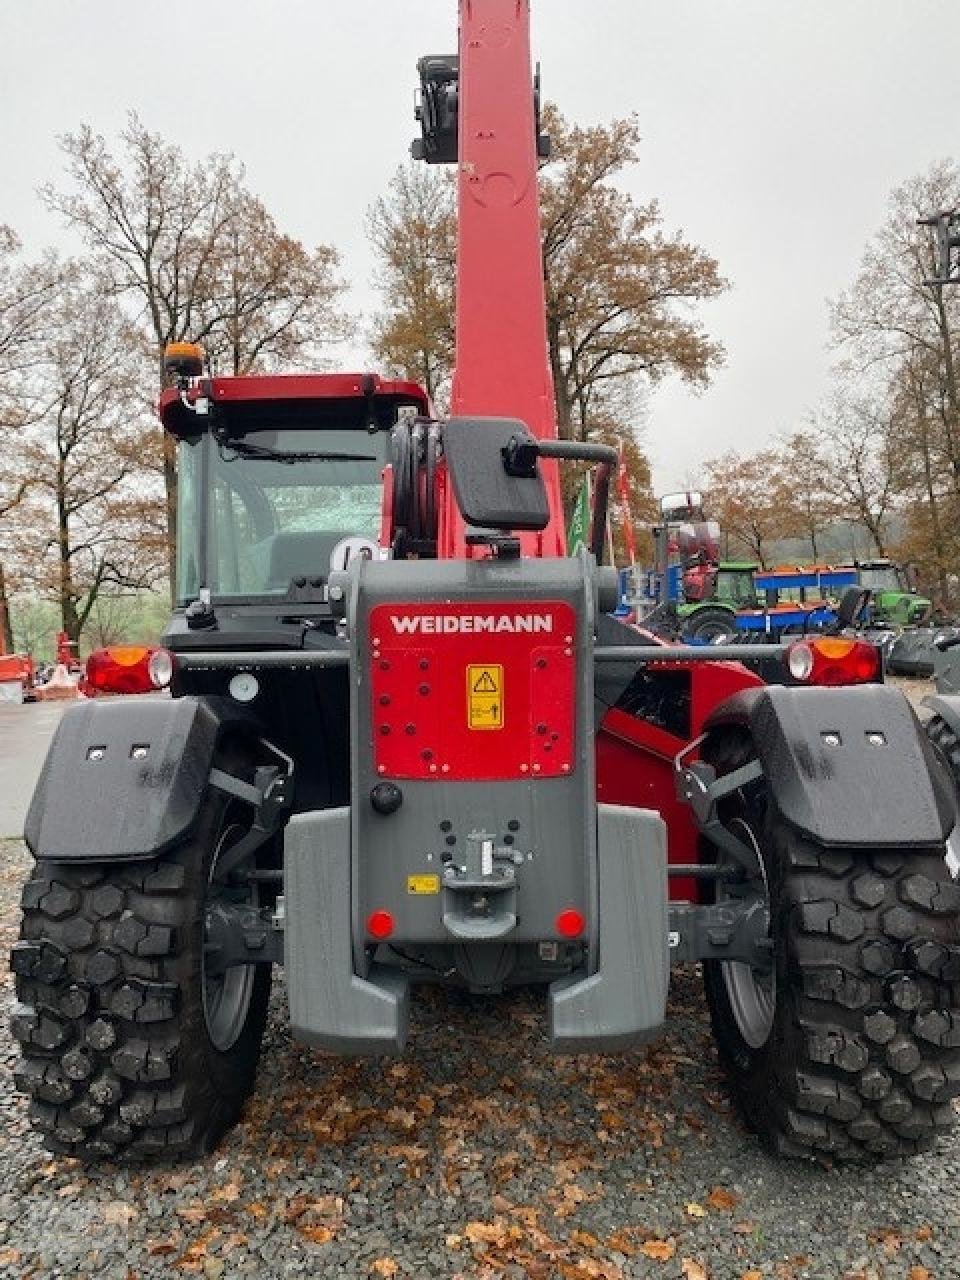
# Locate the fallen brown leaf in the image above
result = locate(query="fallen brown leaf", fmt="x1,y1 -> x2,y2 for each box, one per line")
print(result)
681,1260 -> 709,1280
740,1271 -> 762,1280
908,1269 -> 932,1280
385,1106 -> 417,1131
298,1225 -> 334,1245
570,1229 -> 599,1248
209,1179 -> 242,1204
640,1239 -> 676,1262
102,1200 -> 138,1225
706,1186 -> 739,1212
371,1259 -> 399,1277
146,1239 -> 179,1257
177,1205 -> 210,1225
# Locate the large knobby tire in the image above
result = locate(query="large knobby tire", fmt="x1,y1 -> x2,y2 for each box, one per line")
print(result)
11,780 -> 271,1161
703,739 -> 960,1161
682,606 -> 737,645
926,714 -> 960,790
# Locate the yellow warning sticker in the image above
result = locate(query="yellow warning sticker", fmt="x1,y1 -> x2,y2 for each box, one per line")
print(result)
467,663 -> 504,730
407,874 -> 440,895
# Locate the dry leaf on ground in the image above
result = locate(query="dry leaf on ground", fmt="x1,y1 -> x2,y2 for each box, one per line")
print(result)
706,1186 -> 739,1211
640,1239 -> 676,1262
681,1260 -> 709,1280
371,1259 -> 399,1277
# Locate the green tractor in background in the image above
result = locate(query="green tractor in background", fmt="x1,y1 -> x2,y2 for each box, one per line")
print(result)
852,559 -> 932,627
676,559 -> 759,642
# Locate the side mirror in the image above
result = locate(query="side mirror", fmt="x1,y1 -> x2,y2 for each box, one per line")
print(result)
442,417 -> 550,531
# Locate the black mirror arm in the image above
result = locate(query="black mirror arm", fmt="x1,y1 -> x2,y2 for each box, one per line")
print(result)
503,437 -> 619,562
536,441 -> 618,563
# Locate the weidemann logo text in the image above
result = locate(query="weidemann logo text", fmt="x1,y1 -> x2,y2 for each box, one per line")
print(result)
390,614 -> 554,635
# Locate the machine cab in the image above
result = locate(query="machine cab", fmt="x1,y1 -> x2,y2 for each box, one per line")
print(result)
159,370 -> 430,635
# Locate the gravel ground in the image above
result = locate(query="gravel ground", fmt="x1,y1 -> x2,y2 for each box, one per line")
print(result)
1,821 -> 959,1280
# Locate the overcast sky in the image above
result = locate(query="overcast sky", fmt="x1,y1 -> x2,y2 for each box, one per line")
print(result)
2,1 -> 958,492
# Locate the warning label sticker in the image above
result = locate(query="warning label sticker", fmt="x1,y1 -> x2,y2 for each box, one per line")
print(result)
467,664 -> 503,730
407,874 -> 440,895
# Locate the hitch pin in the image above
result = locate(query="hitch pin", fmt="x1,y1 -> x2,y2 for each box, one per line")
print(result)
481,839 -> 494,877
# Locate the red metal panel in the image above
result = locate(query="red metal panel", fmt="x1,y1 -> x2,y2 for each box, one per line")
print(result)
443,0 -> 565,560
159,372 -> 431,434
369,600 -> 576,780
595,659 -> 766,902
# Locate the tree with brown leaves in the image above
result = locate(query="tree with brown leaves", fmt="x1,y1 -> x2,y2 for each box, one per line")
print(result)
703,450 -> 794,566
539,107 -> 726,444
368,164 -> 456,405
43,115 -> 349,586
369,109 -> 725,542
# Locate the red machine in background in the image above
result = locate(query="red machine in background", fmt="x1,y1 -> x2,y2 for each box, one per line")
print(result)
0,635 -> 34,703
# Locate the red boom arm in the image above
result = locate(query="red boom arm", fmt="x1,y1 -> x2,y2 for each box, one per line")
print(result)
438,0 -> 565,559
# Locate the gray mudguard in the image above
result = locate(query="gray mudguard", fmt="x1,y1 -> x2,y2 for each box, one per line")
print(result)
704,684 -> 955,849
284,808 -> 409,1054
549,804 -> 668,1052
23,694 -> 260,861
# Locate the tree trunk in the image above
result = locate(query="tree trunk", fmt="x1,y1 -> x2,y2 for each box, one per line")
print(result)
0,563 -> 13,654
57,462 -> 80,644
918,419 -> 949,609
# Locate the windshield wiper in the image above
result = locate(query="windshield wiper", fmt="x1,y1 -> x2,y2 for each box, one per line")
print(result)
217,437 -> 377,464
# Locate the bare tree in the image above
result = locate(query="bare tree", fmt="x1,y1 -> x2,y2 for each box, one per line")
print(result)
814,390 -> 906,558
772,428 -> 840,561
11,266 -> 166,641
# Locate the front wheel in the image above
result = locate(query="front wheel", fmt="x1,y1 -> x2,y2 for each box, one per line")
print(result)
704,789 -> 960,1160
11,775 -> 272,1161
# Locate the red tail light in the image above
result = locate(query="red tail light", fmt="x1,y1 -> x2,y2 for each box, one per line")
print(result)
555,908 -> 585,938
785,637 -> 880,686
85,646 -> 172,695
366,910 -> 395,940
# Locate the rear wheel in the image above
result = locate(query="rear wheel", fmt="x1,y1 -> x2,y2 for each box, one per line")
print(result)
703,737 -> 960,1161
682,606 -> 737,644
11,772 -> 271,1161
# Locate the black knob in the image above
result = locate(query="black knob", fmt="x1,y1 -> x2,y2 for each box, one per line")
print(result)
370,782 -> 403,815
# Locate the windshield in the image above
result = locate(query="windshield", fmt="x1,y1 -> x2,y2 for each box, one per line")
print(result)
858,566 -> 902,592
716,570 -> 757,606
176,427 -> 388,603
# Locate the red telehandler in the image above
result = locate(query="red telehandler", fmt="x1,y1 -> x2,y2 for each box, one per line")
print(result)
13,0 -> 960,1164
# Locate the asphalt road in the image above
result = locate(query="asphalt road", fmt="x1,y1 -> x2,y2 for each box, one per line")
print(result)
0,702 -> 68,838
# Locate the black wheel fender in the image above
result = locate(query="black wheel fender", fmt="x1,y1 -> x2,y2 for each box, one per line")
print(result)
703,684 -> 956,849
24,695 -> 264,862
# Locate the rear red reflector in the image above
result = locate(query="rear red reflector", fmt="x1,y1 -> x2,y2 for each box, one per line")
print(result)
556,909 -> 585,938
366,910 -> 395,940
85,646 -> 169,695
785,637 -> 880,686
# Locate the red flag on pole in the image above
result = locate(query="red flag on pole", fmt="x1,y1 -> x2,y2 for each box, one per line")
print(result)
617,445 -> 637,565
